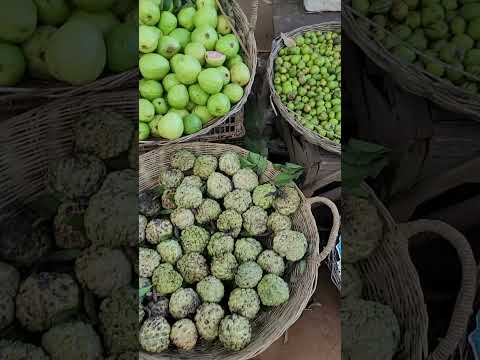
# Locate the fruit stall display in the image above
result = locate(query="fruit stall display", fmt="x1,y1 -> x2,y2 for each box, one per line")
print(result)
138,0 -> 257,143
268,23 -> 341,153
139,143 -> 340,358
0,0 -> 137,95
343,0 -> 480,118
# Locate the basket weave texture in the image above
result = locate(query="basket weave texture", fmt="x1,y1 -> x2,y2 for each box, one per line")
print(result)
358,184 -> 477,360
267,22 -> 341,154
139,142 -> 340,360
342,2 -> 480,119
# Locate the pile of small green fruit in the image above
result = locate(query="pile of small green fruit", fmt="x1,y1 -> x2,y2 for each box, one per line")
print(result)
138,0 -> 252,141
352,0 -> 480,93
0,0 -> 137,86
272,30 -> 341,143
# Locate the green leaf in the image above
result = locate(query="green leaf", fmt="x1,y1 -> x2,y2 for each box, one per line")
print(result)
139,285 -> 152,299
241,152 -> 268,176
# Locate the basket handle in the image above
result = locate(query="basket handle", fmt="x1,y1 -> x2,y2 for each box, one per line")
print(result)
306,196 -> 340,266
399,220 -> 477,360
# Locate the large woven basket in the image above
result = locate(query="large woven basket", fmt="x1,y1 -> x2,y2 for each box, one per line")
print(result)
139,0 -> 258,146
267,22 -> 341,154
342,3 -> 480,119
139,142 -> 340,360
357,184 -> 477,360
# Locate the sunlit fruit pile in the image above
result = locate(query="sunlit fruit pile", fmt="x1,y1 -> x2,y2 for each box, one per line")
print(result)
0,0 -> 137,86
352,0 -> 480,93
272,30 -> 341,143
138,0 -> 251,141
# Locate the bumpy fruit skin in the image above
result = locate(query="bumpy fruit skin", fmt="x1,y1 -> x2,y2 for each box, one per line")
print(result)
267,212 -> 292,233
0,341 -> 49,360
217,209 -> 243,237
174,185 -> 203,209
139,316 -> 171,353
157,239 -> 183,265
181,175 -> 203,189
181,225 -> 210,253
54,201 -> 90,249
273,230 -> 308,262
257,250 -> 285,276
145,296 -> 169,319
162,189 -> 177,210
223,189 -> 252,213
100,287 -> 139,354
228,288 -> 261,319
171,208 -> 195,230
234,238 -> 263,263
196,275 -> 225,303
257,274 -> 290,306
218,151 -> 241,176
252,183 -> 276,209
75,247 -> 132,297
177,253 -> 210,283
160,168 -> 184,188
139,215 -> 147,244
193,155 -> 218,179
16,272 -> 80,332
138,247 -> 161,278
211,253 -> 238,281
0,295 -> 14,331
0,261 -> 20,298
171,150 -> 196,171
235,261 -> 263,288
243,206 -> 268,236
195,303 -> 225,341
207,233 -> 235,257
273,187 -> 301,216
207,172 -> 233,199
232,168 -> 259,191
169,288 -> 201,319
219,314 -> 252,351
196,198 -> 222,224
342,264 -> 363,299
170,319 -> 198,350
41,321 -> 103,360
145,219 -> 173,244
152,263 -> 183,295
139,190 -> 162,217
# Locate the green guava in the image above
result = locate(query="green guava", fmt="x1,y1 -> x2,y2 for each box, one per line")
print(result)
46,20 -> 106,85
170,54 -> 185,73
206,51 -> 226,67
197,0 -> 217,8
187,101 -> 196,111
163,73 -> 181,91
156,112 -> 184,139
194,6 -> 218,28
178,6 -> 196,31
198,68 -> 224,94
0,0 -> 37,43
167,84 -> 190,109
139,0 -> 160,25
185,42 -> 207,65
217,15 -> 232,35
217,66 -> 231,85
189,84 -> 209,105
170,28 -> 191,50
207,93 -> 231,117
22,26 -> 56,80
0,43 -> 26,85
73,0 -> 115,12
153,98 -> 169,114
69,10 -> 120,35
140,99 -> 155,122
223,83 -> 243,103
106,23 -> 137,72
34,0 -> 70,26
230,63 -> 250,86
173,55 -> 202,85
168,109 -> 189,118
193,105 -> 214,124
157,36 -> 181,59
183,114 -> 203,135
191,25 -> 219,50
139,122 -> 150,140
159,11 -> 178,35
226,55 -> 243,69
140,79 -> 164,100
139,53 -> 170,80
216,34 -> 240,58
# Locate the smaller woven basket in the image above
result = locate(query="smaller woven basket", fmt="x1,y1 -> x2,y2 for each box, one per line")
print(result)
358,184 -> 477,360
267,22 -> 341,154
139,142 -> 340,360
342,2 -> 480,119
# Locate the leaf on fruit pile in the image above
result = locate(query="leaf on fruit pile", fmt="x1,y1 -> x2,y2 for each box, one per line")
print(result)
273,163 -> 304,187
140,285 -> 153,300
240,152 -> 268,176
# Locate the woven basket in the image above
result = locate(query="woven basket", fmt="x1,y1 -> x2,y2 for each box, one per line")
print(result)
357,184 -> 477,360
139,142 -> 340,360
139,0 -> 258,146
267,23 -> 341,154
342,3 -> 480,119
